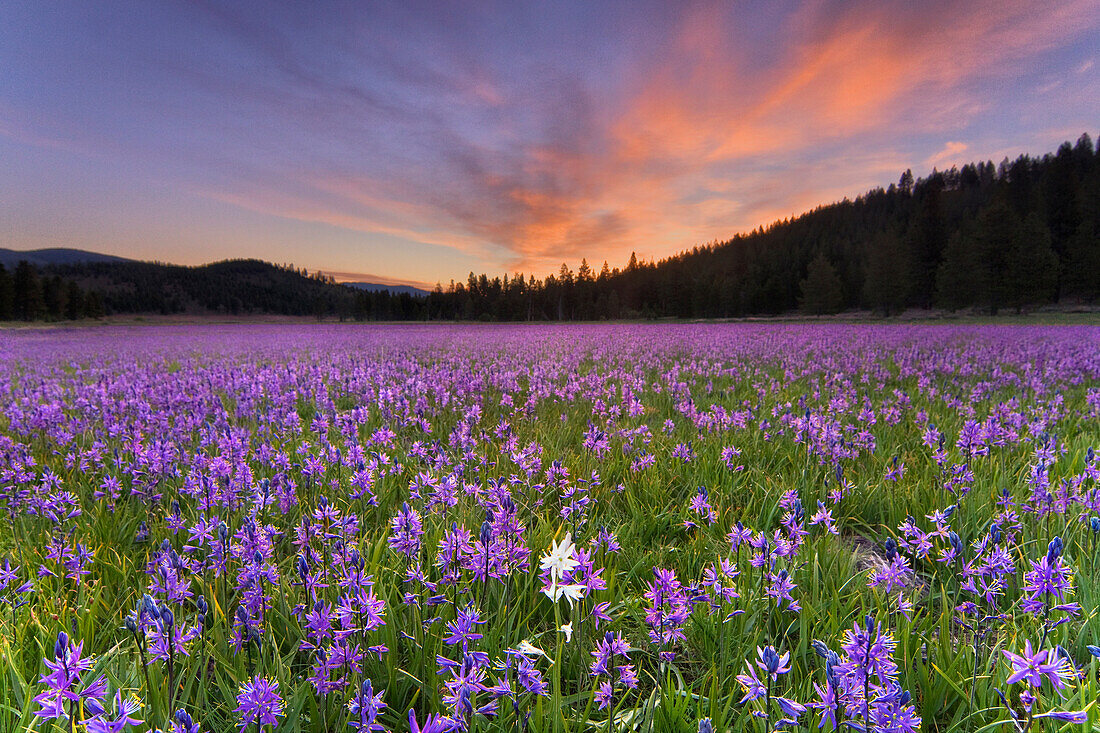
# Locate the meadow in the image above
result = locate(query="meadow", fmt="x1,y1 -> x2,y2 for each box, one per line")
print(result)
0,323 -> 1098,733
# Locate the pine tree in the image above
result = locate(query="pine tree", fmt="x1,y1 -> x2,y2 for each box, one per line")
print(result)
905,181 -> 946,308
863,230 -> 907,315
1004,214 -> 1057,312
0,264 -> 13,320
936,229 -> 978,311
968,200 -> 1019,314
799,253 -> 844,315
13,260 -> 44,320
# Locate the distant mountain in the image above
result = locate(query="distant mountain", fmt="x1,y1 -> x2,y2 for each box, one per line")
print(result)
343,281 -> 430,297
14,257 -> 428,320
0,247 -> 134,268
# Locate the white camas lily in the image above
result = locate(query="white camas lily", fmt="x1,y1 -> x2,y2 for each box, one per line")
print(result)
515,640 -> 551,661
559,622 -> 573,642
540,533 -> 580,582
544,576 -> 586,607
540,532 -> 586,606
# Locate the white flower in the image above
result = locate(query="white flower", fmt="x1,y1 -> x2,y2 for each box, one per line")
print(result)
540,533 -> 579,582
560,622 -> 573,642
515,640 -> 550,660
543,576 -> 587,607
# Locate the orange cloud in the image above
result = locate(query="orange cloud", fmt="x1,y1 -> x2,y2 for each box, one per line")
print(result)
483,0 -> 1100,272
926,141 -> 969,170
194,0 -> 1100,278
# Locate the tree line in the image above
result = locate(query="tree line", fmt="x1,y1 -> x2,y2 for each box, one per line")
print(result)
3,135 -> 1097,322
0,261 -> 106,321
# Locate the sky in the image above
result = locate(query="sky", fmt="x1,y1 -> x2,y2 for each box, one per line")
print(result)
2,1 -> 1098,289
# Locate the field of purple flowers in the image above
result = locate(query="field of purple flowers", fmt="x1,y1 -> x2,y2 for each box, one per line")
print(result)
1,323 -> 1099,733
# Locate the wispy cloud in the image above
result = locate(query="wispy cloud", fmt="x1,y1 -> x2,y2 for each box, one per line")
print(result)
3,0 -> 1098,280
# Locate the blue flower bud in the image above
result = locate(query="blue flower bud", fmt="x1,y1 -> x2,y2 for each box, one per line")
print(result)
1046,536 -> 1063,563
175,709 -> 193,727
54,631 -> 69,659
762,646 -> 781,674
697,718 -> 714,733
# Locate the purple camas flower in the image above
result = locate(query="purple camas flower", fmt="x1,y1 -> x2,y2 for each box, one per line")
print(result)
83,690 -> 144,733
408,708 -> 456,733
347,678 -> 386,732
439,653 -> 497,729
683,486 -> 717,529
810,617 -> 921,733
736,646 -> 805,728
767,569 -> 800,613
444,604 -> 485,652
589,631 -> 636,710
1003,640 -> 1073,691
234,676 -> 284,732
0,557 -> 33,611
1020,537 -> 1077,618
33,631 -> 109,723
172,708 -> 204,733
643,567 -> 693,662
389,502 -> 424,559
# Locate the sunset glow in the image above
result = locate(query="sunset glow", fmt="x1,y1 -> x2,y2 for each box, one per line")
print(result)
2,0 -> 1098,287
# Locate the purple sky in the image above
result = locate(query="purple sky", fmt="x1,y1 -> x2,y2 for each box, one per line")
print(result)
2,1 -> 1098,288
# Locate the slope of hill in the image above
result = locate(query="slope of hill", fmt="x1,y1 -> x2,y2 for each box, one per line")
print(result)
0,258 -> 426,321
0,247 -> 133,268
46,258 -> 353,316
343,282 -> 431,297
